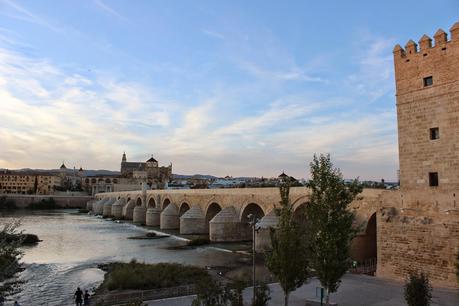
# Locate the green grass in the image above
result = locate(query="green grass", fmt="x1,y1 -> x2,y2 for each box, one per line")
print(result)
103,261 -> 211,291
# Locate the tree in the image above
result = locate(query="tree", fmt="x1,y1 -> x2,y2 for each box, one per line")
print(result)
0,220 -> 24,298
404,272 -> 432,306
305,154 -> 362,305
265,182 -> 310,306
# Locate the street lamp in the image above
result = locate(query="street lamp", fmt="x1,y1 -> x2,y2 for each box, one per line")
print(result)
247,213 -> 259,304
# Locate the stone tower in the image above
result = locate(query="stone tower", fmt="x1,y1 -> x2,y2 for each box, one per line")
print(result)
393,22 -> 459,192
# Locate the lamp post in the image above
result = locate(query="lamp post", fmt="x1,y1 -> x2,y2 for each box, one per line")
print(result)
247,213 -> 259,304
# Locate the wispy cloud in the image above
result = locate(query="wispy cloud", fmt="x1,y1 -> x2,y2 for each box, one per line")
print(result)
0,0 -> 62,33
93,0 -> 129,22
202,29 -> 225,40
346,33 -> 395,102
241,61 -> 325,82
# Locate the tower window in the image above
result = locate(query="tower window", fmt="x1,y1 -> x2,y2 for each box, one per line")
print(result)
423,76 -> 433,87
430,127 -> 439,140
429,172 -> 438,187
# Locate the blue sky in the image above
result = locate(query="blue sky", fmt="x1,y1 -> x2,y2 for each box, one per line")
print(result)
0,0 -> 457,179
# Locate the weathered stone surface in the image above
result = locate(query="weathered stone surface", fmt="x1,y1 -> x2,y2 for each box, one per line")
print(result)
111,198 -> 126,219
93,198 -> 108,215
146,207 -> 161,226
255,209 -> 279,252
180,206 -> 206,234
209,206 -> 249,242
123,199 -> 136,220
102,198 -> 116,217
133,206 -> 147,224
160,203 -> 179,229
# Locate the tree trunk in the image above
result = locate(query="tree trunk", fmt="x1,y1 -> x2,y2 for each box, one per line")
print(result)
284,292 -> 289,306
325,287 -> 330,306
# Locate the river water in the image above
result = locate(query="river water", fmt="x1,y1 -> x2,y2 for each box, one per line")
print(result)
0,210 -> 245,306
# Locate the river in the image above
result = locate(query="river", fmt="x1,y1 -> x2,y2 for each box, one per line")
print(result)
0,210 -> 246,306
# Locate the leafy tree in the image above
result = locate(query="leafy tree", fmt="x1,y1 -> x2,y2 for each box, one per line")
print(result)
0,220 -> 24,298
265,182 -> 310,306
404,272 -> 432,306
305,154 -> 362,305
192,278 -> 230,306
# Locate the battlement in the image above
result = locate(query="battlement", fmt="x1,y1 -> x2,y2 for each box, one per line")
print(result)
393,21 -> 459,58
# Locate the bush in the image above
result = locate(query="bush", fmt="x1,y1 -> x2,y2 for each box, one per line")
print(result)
187,238 -> 210,247
103,261 -> 211,291
253,283 -> 271,306
404,272 -> 432,306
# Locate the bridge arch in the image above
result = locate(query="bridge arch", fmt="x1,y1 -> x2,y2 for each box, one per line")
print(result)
350,212 -> 377,273
205,202 -> 222,231
240,202 -> 265,223
179,202 -> 190,217
135,197 -> 142,207
147,197 -> 156,208
293,202 -> 308,223
162,198 -> 171,210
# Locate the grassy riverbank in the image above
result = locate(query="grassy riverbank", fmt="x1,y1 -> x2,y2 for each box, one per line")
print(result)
98,260 -> 211,291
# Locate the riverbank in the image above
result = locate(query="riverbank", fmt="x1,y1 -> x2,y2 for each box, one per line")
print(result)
1,210 -> 252,305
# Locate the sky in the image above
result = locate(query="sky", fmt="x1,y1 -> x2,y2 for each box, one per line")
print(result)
0,1 -> 457,180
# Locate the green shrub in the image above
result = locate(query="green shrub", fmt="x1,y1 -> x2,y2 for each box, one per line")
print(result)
104,261 -> 211,291
253,283 -> 271,306
404,272 -> 432,306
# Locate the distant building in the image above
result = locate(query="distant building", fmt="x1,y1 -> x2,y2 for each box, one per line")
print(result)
0,170 -> 61,195
120,152 -> 172,189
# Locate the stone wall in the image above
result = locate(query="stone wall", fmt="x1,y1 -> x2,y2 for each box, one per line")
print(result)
377,190 -> 459,288
4,194 -> 92,208
394,24 -> 459,191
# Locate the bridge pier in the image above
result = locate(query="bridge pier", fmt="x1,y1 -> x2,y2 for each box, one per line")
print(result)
123,199 -> 135,220
93,198 -> 108,215
86,199 -> 95,211
146,207 -> 161,226
103,198 -> 116,217
255,209 -> 279,252
180,206 -> 207,234
209,206 -> 248,242
133,206 -> 147,224
112,198 -> 125,219
160,203 -> 179,229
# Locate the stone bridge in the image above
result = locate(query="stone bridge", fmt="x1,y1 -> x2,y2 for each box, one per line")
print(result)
88,187 -> 382,261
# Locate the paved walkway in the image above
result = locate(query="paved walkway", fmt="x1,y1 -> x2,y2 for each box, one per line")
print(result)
147,274 -> 458,306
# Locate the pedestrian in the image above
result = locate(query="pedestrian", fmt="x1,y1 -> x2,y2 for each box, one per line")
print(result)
0,295 -> 4,306
83,290 -> 90,306
13,301 -> 20,306
74,287 -> 83,306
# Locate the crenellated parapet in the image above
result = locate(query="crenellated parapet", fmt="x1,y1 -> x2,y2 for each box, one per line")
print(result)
393,21 -> 459,98
393,22 -> 459,58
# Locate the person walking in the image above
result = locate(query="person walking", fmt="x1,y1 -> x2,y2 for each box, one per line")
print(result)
83,290 -> 90,306
13,302 -> 20,306
74,287 -> 83,306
